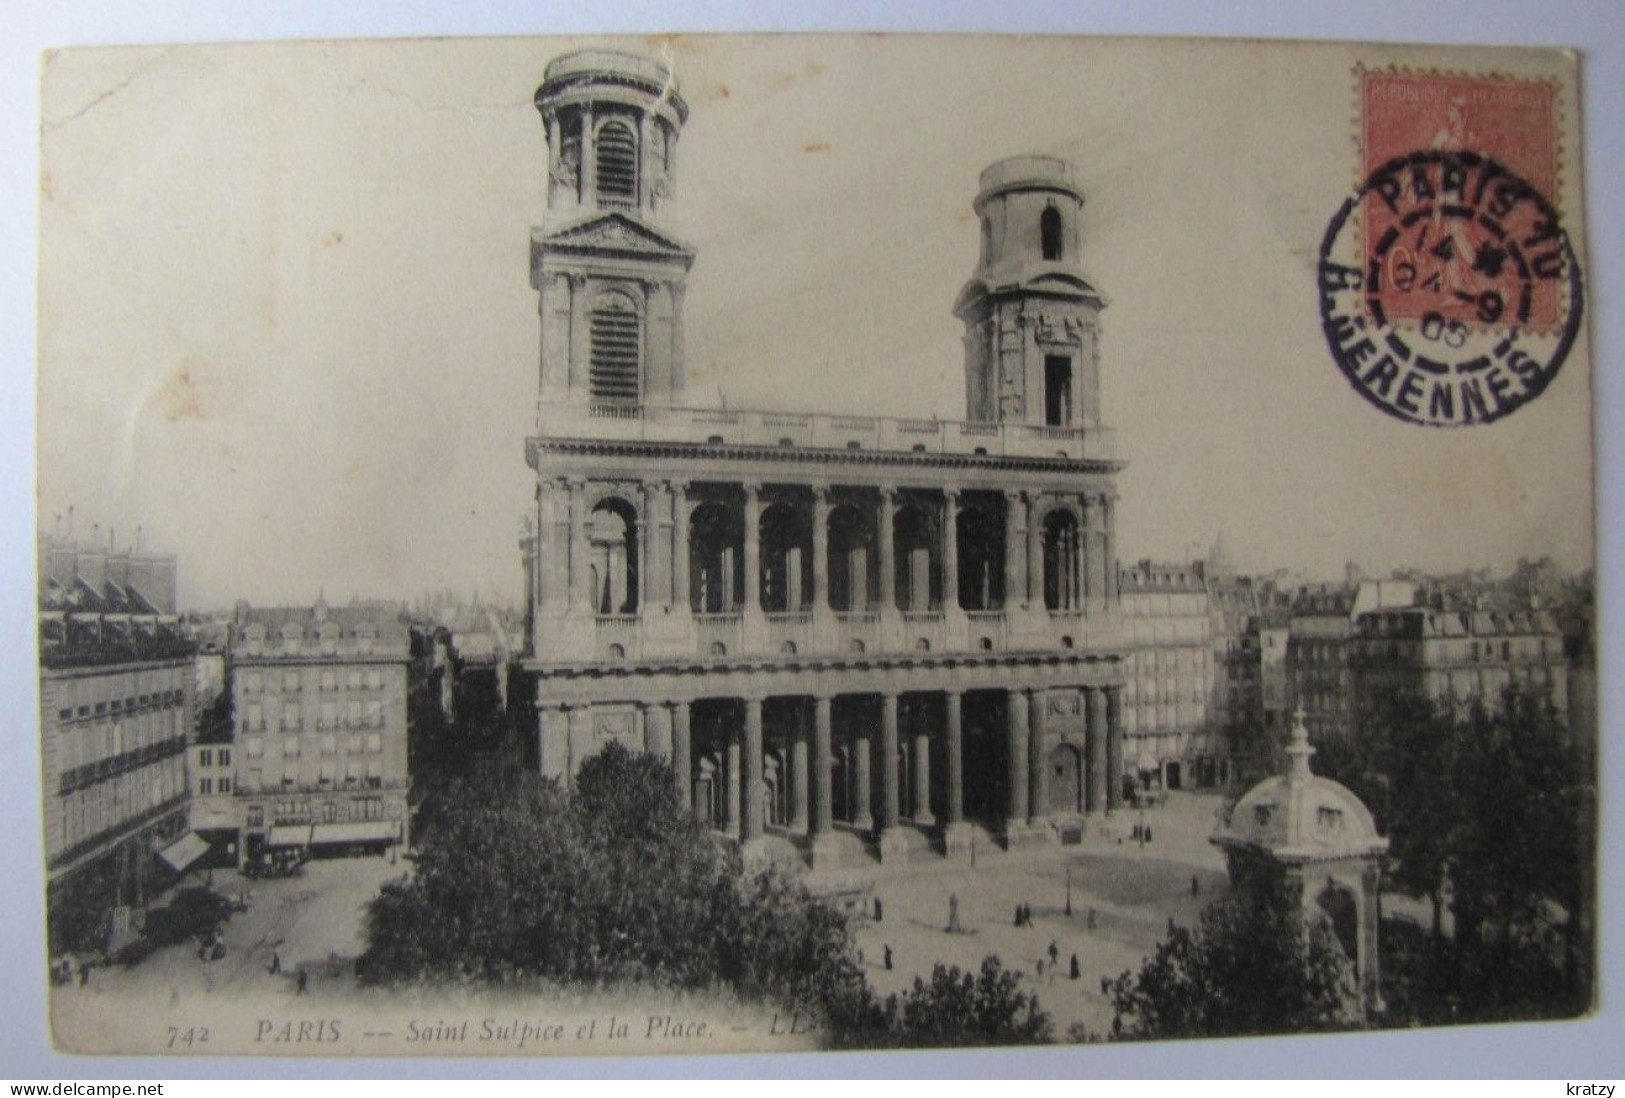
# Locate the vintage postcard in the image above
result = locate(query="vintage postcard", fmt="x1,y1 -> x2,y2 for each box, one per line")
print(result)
35,34 -> 1595,1058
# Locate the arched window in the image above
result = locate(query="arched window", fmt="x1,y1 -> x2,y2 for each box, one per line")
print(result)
589,292 -> 641,403
595,119 -> 638,204
1040,206 -> 1063,261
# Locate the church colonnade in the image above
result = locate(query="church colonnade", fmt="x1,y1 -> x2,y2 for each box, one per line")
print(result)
537,478 -> 1120,623
537,683 -> 1126,846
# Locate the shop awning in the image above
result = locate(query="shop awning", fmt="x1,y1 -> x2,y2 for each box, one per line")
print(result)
310,820 -> 398,845
266,824 -> 313,847
156,832 -> 210,873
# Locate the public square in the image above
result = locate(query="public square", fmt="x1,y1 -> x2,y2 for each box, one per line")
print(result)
833,790 -> 1233,1039
51,792 -> 1227,1045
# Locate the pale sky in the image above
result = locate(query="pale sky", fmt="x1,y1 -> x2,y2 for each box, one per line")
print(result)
36,35 -> 1594,611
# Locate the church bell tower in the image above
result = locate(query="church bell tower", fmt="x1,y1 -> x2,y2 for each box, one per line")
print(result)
953,155 -> 1105,429
532,50 -> 695,410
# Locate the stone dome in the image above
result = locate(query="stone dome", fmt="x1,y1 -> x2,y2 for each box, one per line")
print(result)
1213,708 -> 1388,864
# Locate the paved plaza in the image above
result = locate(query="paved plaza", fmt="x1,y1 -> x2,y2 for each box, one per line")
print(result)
56,791 -> 1238,1047
835,790 -> 1234,1039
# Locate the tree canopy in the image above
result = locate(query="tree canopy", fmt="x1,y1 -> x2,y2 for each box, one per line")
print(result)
360,741 -> 1063,1049
1316,684 -> 1593,1022
1106,881 -> 1358,1040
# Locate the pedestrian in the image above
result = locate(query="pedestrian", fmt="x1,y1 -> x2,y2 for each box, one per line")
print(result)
1087,907 -> 1097,930
1013,904 -> 1023,928
270,949 -> 281,975
1070,953 -> 1080,980
874,897 -> 884,922
78,960 -> 90,987
295,968 -> 308,995
883,944 -> 893,971
1048,939 -> 1059,966
947,892 -> 962,934
1191,873 -> 1200,896
1036,959 -> 1045,980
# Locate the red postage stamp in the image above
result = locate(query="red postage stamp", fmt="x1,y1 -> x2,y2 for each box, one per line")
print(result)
1359,69 -> 1561,330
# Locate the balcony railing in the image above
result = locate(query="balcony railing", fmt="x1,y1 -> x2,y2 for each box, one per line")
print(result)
902,610 -> 944,623
835,611 -> 880,625
765,611 -> 813,625
536,400 -> 1118,463
694,612 -> 742,626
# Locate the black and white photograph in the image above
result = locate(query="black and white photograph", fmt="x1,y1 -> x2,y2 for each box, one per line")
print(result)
16,21 -> 1611,1072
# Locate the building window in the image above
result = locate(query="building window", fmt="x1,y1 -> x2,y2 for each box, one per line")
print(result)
220,748 -> 231,767
284,671 -> 300,692
1040,206 -> 1063,261
595,119 -> 638,203
247,805 -> 264,828
321,671 -> 337,692
589,294 -> 642,403
219,777 -> 231,793
199,748 -> 213,767
1044,356 -> 1073,426
199,777 -> 212,795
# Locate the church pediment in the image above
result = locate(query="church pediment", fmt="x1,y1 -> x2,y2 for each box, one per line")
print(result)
534,213 -> 695,264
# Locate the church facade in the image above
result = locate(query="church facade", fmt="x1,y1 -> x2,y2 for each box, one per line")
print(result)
521,49 -> 1130,864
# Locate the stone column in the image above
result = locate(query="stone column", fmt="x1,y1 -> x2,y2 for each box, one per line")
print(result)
637,108 -> 653,208
878,693 -> 900,831
1006,688 -> 1030,833
579,104 -> 595,203
545,111 -> 562,199
743,696 -> 764,841
911,701 -> 934,827
725,725 -> 742,838
1027,494 -> 1045,609
1086,687 -> 1107,817
944,692 -> 964,826
642,481 -> 667,608
672,482 -> 691,611
671,701 -> 692,811
567,274 -> 588,393
538,481 -> 560,612
743,484 -> 762,614
1004,491 -> 1025,610
644,703 -> 672,759
537,702 -> 570,782
1028,688 -> 1048,826
1103,495 -> 1120,603
942,490 -> 960,611
812,695 -> 834,835
569,479 -> 592,613
1106,686 -> 1125,814
790,706 -> 810,834
638,482 -> 656,611
852,729 -> 874,832
878,488 -> 897,612
1083,494 -> 1104,611
812,487 -> 830,611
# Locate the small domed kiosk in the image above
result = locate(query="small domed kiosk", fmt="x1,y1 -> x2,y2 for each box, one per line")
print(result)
1212,706 -> 1389,1016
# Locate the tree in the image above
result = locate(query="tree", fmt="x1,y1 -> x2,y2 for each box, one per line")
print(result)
358,742 -> 882,1038
883,957 -> 1053,1048
1106,881 -> 1357,1040
1323,683 -> 1593,1023
1319,687 -> 1460,936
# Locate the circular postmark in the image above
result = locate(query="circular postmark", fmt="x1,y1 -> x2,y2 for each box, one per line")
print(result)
1318,150 -> 1583,427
